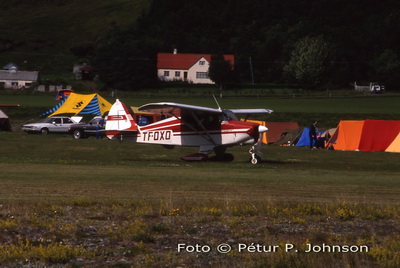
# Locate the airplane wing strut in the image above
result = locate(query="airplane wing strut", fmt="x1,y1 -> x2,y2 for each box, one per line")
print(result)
189,111 -> 217,145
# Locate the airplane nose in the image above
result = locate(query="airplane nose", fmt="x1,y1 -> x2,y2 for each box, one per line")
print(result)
258,125 -> 268,133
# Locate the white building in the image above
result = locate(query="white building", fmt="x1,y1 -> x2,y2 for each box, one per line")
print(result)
157,51 -> 234,84
0,63 -> 39,89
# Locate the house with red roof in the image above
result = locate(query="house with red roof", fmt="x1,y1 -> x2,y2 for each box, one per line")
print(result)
157,50 -> 234,84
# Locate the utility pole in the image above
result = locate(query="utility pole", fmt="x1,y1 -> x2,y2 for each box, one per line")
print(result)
249,57 -> 255,84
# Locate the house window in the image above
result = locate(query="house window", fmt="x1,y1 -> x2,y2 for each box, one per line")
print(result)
11,82 -> 18,89
175,71 -> 181,77
199,61 -> 205,66
196,72 -> 208,79
164,71 -> 170,77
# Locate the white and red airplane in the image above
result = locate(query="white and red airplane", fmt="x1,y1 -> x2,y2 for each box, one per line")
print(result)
105,99 -> 273,164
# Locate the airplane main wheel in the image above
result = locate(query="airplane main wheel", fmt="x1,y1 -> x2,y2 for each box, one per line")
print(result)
222,153 -> 235,162
210,153 -> 235,162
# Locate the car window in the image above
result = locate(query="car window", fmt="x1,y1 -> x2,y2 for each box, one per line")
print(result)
53,118 -> 62,124
63,118 -> 73,124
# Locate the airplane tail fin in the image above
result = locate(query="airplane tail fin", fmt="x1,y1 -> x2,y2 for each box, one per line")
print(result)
106,99 -> 139,140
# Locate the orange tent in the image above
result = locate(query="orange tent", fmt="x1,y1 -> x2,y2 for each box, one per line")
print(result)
385,132 -> 400,153
328,120 -> 364,151
329,120 -> 400,152
359,120 -> 400,151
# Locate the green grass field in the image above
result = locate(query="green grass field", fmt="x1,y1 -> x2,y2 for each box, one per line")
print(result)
3,93 -> 400,127
1,94 -> 400,267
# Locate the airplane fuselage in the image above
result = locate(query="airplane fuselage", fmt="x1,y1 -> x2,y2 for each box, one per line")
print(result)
105,99 -> 271,163
107,116 -> 259,147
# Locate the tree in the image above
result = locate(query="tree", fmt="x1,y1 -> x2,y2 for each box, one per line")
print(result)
283,35 -> 333,88
208,54 -> 235,92
370,49 -> 400,89
91,25 -> 157,91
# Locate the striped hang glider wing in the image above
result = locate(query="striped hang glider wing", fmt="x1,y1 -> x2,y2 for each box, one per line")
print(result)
39,93 -> 112,117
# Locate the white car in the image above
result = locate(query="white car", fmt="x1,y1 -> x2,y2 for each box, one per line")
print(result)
22,116 -> 80,135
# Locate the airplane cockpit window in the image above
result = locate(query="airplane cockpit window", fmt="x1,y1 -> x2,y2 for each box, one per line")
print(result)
222,109 -> 238,121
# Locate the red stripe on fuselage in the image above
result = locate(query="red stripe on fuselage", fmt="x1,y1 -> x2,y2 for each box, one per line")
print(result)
140,119 -> 259,133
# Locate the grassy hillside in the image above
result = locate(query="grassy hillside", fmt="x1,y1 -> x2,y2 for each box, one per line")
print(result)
0,0 -> 148,74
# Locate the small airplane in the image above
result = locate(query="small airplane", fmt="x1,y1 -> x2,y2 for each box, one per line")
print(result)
105,99 -> 273,164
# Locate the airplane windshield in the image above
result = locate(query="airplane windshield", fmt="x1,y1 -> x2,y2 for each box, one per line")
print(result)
222,110 -> 238,121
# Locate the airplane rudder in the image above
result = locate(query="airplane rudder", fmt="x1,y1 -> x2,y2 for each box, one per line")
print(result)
106,99 -> 138,131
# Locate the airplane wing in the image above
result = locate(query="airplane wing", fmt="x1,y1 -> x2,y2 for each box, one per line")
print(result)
138,102 -> 221,117
139,102 -> 273,115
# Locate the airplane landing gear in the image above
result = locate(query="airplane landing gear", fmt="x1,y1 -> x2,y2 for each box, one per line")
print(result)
209,146 -> 235,162
249,146 -> 261,165
210,153 -> 235,162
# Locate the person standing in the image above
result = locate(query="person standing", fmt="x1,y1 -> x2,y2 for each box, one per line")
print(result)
309,120 -> 318,148
96,115 -> 106,139
138,115 -> 148,126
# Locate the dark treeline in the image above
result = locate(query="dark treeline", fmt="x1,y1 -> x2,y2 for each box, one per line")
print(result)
90,0 -> 400,90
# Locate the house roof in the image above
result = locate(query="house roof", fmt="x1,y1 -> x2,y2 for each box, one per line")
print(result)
157,53 -> 234,70
0,70 -> 39,81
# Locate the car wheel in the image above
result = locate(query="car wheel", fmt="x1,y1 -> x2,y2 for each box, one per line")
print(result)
41,128 -> 49,135
73,129 -> 84,139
